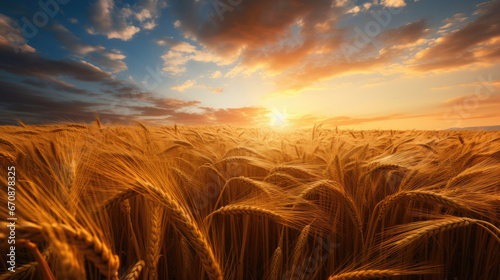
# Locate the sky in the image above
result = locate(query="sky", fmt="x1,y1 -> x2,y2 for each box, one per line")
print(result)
0,0 -> 499,129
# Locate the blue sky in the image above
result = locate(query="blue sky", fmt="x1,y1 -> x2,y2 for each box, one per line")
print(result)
1,0 -> 499,129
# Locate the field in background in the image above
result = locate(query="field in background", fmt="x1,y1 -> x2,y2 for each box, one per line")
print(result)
0,123 -> 499,280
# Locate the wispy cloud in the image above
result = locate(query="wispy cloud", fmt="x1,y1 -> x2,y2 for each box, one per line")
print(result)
86,0 -> 166,40
412,1 -> 500,72
52,23 -> 128,72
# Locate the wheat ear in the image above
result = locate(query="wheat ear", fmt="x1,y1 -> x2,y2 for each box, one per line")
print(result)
376,190 -> 470,221
394,217 -> 500,247
0,138 -> 16,150
267,247 -> 282,280
0,151 -> 15,166
271,165 -> 318,179
445,169 -> 485,188
103,189 -> 137,211
147,204 -> 163,280
211,205 -> 283,222
222,176 -> 273,197
137,121 -> 149,133
264,172 -> 301,188
290,225 -> 310,277
301,180 -> 362,233
0,247 -> 51,280
46,223 -> 120,279
328,269 -> 404,279
16,239 -> 56,280
2,222 -> 120,279
121,260 -> 145,280
67,123 -> 88,129
143,183 -> 223,280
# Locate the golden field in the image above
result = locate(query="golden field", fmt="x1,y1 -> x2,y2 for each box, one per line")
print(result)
0,122 -> 499,280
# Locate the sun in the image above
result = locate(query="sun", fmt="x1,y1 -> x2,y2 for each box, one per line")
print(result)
269,109 -> 289,127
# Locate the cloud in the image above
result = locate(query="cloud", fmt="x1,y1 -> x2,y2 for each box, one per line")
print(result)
0,76 -> 207,125
86,0 -> 140,41
0,74 -> 274,126
86,0 -> 166,40
142,21 -> 157,30
439,13 -> 467,30
0,79 -> 112,124
0,15 -> 137,98
68,18 -> 79,24
51,23 -> 127,72
0,13 -> 35,53
149,97 -> 201,109
0,43 -> 113,82
288,112 -> 436,128
170,79 -> 198,92
88,50 -> 127,72
135,8 -> 152,22
168,0 -> 343,88
167,0 -> 427,96
431,78 -> 500,91
346,6 -> 361,15
412,1 -> 500,72
158,40 -> 231,74
269,45 -> 403,96
209,87 -> 223,93
380,0 -> 406,8
378,19 -> 428,46
211,70 -> 222,78
52,23 -> 104,54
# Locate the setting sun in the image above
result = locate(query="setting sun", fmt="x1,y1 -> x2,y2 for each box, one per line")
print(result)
269,109 -> 289,127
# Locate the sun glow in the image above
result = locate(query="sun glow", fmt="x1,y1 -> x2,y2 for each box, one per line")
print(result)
269,109 -> 289,127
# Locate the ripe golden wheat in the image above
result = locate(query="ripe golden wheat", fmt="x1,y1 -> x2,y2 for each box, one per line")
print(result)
0,124 -> 499,279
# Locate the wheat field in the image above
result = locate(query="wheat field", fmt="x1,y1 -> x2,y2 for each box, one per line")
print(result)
0,122 -> 499,280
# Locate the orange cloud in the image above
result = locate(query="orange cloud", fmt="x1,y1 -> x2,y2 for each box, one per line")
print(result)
412,1 -> 500,72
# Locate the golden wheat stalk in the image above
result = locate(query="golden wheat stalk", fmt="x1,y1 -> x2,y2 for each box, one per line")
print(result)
376,190 -> 470,220
13,130 -> 39,135
289,225 -> 310,277
328,269 -> 404,279
137,121 -> 149,133
445,168 -> 486,188
121,260 -> 145,280
49,128 -> 78,133
223,146 -> 265,158
0,138 -> 17,150
51,239 -> 85,280
66,123 -> 88,129
142,183 -> 223,280
15,239 -> 56,280
173,140 -> 194,148
301,180 -> 362,233
264,172 -> 302,188
45,223 -> 120,279
221,176 -> 273,198
147,204 -> 163,280
0,249 -> 51,280
211,205 -> 283,222
0,151 -> 15,166
1,222 -> 120,279
180,237 -> 191,280
267,247 -> 282,280
393,217 -> 500,247
103,189 -> 137,211
271,165 -> 318,179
